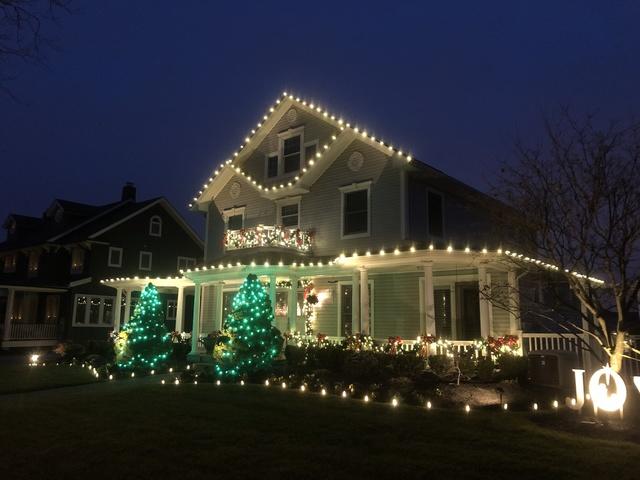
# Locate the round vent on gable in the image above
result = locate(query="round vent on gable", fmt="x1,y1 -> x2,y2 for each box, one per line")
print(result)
348,151 -> 364,172
286,108 -> 298,124
230,182 -> 241,199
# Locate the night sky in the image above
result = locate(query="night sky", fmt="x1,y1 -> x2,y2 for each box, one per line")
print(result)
2,1 -> 640,236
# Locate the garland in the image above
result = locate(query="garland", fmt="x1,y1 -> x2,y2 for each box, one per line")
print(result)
224,225 -> 313,251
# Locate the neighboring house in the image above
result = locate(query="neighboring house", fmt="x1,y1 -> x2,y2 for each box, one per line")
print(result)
0,183 -> 203,349
106,92 -> 531,358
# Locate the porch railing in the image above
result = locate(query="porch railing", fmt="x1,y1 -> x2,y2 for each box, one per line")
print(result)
9,323 -> 59,340
224,225 -> 313,252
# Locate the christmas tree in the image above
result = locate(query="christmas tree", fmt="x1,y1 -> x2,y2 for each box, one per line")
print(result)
116,283 -> 172,371
215,274 -> 282,378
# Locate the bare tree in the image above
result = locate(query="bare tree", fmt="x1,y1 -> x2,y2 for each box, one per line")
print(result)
491,109 -> 640,372
0,0 -> 72,99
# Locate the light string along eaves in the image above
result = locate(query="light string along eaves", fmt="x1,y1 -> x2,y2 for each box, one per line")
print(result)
188,91 -> 414,207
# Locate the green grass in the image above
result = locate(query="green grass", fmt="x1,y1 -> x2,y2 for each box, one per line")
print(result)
0,364 -> 98,394
0,382 -> 638,480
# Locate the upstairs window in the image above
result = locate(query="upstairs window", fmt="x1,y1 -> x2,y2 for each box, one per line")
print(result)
304,141 -> 318,163
27,251 -> 39,276
177,256 -> 196,271
70,247 -> 85,274
266,154 -> 279,178
149,215 -> 162,237
139,251 -> 152,271
223,207 -> 245,231
283,135 -> 301,173
280,204 -> 299,228
340,182 -> 371,238
427,191 -> 444,237
108,247 -> 123,267
3,254 -> 16,273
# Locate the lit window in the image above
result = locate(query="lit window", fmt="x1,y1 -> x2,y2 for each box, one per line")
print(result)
341,184 -> 370,237
108,247 -> 123,267
3,254 -> 16,273
27,251 -> 39,275
139,251 -> 152,271
427,191 -> 444,237
283,135 -> 301,173
71,247 -> 85,273
177,256 -> 196,271
149,216 -> 162,237
73,295 -> 115,327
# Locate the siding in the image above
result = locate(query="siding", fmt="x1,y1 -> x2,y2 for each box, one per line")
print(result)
372,272 -> 422,340
241,108 -> 338,185
313,277 -> 339,336
489,271 -> 511,335
200,285 -> 218,335
214,174 -> 276,227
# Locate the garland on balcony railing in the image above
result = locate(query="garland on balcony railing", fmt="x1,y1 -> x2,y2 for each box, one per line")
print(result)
224,226 -> 314,252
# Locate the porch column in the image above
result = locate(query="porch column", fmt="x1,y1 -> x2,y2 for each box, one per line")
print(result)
287,275 -> 298,332
423,261 -> 436,335
123,289 -> 132,325
478,265 -> 491,338
214,281 -> 224,331
351,270 -> 360,334
190,283 -> 202,355
269,274 -> 277,321
175,286 -> 185,332
2,288 -> 15,342
113,287 -> 123,332
507,269 -> 520,335
359,267 -> 370,335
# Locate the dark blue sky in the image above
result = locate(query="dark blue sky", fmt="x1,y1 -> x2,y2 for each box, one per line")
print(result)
2,1 -> 639,235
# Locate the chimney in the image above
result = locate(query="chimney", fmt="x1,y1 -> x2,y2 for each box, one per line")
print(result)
121,182 -> 136,202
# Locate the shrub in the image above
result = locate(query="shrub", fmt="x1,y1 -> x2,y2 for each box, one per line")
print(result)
86,340 -> 115,362
428,354 -> 453,377
476,357 -> 496,382
496,355 -> 528,384
343,351 -> 380,383
284,345 -> 307,370
307,344 -> 347,373
389,353 -> 426,378
172,342 -> 190,362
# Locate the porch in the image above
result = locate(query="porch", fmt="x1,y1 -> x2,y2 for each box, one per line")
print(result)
1,285 -> 66,348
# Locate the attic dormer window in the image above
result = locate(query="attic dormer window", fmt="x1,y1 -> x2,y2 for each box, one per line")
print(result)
149,216 -> 162,237
267,127 -> 305,179
283,135 -> 301,173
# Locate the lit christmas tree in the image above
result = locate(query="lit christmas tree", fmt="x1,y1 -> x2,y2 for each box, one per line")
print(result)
215,274 -> 282,378
116,283 -> 172,371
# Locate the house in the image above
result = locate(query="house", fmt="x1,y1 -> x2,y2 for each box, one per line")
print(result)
0,183 -> 203,349
103,91 -> 542,360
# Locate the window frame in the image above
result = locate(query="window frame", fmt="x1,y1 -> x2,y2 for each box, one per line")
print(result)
265,151 -> 279,179
303,139 -> 319,164
72,294 -> 116,327
166,299 -> 177,321
108,247 -> 123,267
426,189 -> 445,238
339,181 -> 372,239
275,196 -> 301,229
177,256 -> 196,271
2,254 -> 16,273
70,247 -> 85,274
223,207 -> 245,231
149,215 -> 162,237
139,251 -> 153,271
264,127 -> 306,180
337,280 -> 375,338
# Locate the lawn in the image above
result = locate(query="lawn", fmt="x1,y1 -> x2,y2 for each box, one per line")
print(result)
0,381 -> 638,480
0,364 -> 98,394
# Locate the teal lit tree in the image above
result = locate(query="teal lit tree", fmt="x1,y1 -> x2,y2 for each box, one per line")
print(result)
215,274 -> 282,378
117,283 -> 172,371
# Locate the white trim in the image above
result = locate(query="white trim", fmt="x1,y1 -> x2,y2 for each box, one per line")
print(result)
275,196 -> 301,228
149,215 -> 162,237
139,251 -> 152,271
71,294 -> 116,327
337,280 -> 374,337
277,126 -> 305,178
339,181 -> 372,239
108,247 -> 123,267
223,206 -> 246,230
69,277 -> 92,288
87,198 -> 203,248
0,284 -> 66,293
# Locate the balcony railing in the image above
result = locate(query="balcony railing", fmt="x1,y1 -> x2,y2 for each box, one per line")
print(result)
10,323 -> 59,340
224,225 -> 313,252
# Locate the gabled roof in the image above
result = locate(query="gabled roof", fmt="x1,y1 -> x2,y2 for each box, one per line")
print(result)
189,91 -> 502,210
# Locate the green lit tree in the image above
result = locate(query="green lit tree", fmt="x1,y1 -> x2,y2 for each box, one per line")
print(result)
117,283 -> 172,371
215,274 -> 282,378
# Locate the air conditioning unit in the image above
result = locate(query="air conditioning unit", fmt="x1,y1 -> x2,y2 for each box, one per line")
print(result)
527,350 -> 581,389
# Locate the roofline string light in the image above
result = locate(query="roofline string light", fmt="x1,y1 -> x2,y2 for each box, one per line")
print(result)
188,91 -> 415,208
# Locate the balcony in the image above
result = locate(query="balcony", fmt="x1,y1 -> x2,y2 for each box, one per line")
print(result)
224,225 -> 313,253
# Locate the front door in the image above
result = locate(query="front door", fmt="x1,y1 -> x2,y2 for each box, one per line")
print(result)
457,283 -> 481,340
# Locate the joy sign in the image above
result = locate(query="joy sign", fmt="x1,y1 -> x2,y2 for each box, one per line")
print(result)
569,365 -> 640,418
